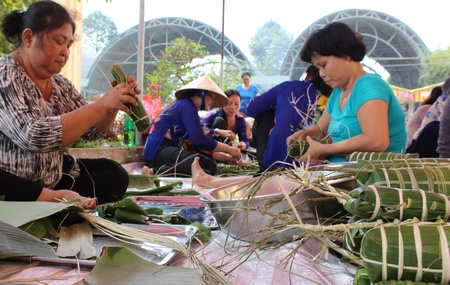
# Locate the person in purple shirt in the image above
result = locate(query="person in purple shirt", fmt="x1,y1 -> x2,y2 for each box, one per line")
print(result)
245,65 -> 332,171
143,76 -> 242,177
202,89 -> 250,151
436,77 -> 450,158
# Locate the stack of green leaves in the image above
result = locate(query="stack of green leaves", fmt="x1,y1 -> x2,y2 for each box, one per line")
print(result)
98,198 -> 149,224
145,206 -> 191,225
344,185 -> 450,222
346,152 -> 419,162
123,181 -> 183,197
216,163 -> 259,176
360,221 -> 450,284
366,166 -> 450,195
127,173 -> 161,189
111,64 -> 152,132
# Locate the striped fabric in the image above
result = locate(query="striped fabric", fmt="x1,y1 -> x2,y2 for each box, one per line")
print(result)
0,55 -> 102,187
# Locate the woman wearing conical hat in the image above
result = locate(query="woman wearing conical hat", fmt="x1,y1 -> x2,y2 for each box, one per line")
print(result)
143,75 -> 242,177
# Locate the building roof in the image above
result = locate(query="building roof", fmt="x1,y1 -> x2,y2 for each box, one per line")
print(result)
84,17 -> 255,95
85,9 -> 429,95
281,9 -> 429,89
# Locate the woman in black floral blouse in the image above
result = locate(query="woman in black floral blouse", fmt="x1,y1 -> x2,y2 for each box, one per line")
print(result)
0,1 -> 137,204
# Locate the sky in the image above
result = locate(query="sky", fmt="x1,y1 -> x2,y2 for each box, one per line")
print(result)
82,0 -> 449,60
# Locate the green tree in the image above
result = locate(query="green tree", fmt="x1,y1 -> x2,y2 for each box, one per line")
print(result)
145,36 -> 211,105
83,11 -> 118,53
248,20 -> 293,76
419,47 -> 450,86
0,0 -> 36,56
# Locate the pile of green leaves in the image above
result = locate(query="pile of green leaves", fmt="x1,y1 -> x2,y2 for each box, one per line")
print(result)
98,198 -> 212,241
69,138 -> 123,148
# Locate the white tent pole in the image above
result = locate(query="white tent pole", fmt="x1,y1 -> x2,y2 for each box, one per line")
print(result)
220,0 -> 225,89
135,0 -> 145,146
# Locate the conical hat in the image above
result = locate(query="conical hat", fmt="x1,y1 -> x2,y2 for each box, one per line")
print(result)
175,75 -> 229,108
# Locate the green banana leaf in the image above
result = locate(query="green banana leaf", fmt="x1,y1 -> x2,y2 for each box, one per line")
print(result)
344,185 -> 450,221
353,267 -> 371,285
128,173 -> 160,188
77,247 -> 202,285
361,221 -> 450,284
354,158 -> 450,186
346,152 -> 419,162
367,166 -> 450,195
0,201 -> 70,227
0,219 -> 55,259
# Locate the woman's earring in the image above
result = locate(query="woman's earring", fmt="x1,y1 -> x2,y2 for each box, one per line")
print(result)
346,60 -> 350,65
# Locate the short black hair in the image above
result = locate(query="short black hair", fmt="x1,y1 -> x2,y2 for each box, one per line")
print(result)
241,72 -> 252,78
300,22 -> 366,63
224,89 -> 241,99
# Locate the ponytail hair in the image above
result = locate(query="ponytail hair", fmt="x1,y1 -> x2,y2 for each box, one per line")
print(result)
1,1 -> 75,48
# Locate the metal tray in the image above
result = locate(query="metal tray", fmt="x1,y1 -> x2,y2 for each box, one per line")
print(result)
199,171 -> 355,242
24,223 -> 197,267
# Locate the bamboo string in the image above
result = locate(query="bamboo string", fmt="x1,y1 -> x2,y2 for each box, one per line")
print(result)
380,224 -> 388,280
438,225 -> 450,283
418,189 -> 428,221
434,166 -> 448,195
405,167 -> 419,189
368,185 -> 381,220
397,223 -> 405,280
424,166 -> 435,192
441,193 -> 450,220
396,187 -> 404,221
413,223 -> 423,281
277,175 -> 302,224
382,168 -> 391,187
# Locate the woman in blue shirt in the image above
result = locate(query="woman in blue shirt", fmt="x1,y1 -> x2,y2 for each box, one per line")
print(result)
236,72 -> 260,113
143,76 -> 242,176
287,22 -> 406,163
